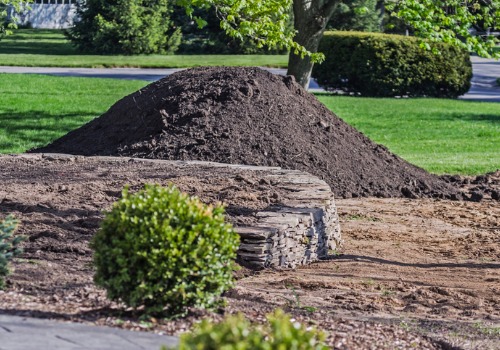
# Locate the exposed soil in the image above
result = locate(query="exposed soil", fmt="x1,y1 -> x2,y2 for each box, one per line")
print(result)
8,66 -> 499,348
33,66 -> 468,200
1,156 -> 498,350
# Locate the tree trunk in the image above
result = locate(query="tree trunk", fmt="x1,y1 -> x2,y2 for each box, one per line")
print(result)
287,0 -> 338,89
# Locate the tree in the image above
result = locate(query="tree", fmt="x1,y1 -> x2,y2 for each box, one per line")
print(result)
178,0 -> 500,88
171,6 -> 289,54
327,0 -> 383,32
0,0 -> 30,37
68,0 -> 182,54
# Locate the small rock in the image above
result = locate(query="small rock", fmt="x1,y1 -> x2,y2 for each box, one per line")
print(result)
259,178 -> 270,185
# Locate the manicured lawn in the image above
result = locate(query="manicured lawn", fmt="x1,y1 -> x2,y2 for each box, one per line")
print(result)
0,29 -> 288,68
317,95 -> 500,175
0,74 -> 148,153
1,74 -> 498,175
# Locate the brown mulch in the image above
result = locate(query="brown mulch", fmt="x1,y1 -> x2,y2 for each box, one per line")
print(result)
0,156 -> 449,349
1,156 -> 499,349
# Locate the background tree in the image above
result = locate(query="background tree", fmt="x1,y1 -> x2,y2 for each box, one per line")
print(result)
178,0 -> 500,88
172,6 -> 289,54
67,0 -> 181,54
0,0 -> 31,37
327,0 -> 383,32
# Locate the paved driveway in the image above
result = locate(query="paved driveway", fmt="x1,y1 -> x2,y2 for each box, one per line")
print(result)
0,314 -> 178,350
459,55 -> 500,102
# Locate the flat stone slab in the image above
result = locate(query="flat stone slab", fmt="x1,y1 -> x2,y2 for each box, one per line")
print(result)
0,314 -> 178,350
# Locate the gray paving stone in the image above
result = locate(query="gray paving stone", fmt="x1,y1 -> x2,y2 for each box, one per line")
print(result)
0,315 -> 178,350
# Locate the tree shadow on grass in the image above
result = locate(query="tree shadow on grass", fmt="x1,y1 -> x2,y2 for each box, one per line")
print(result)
0,42 -> 76,56
459,113 -> 500,124
0,110 -> 98,152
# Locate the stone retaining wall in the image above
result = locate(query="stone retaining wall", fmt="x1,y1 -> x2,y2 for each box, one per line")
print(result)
7,154 -> 341,269
235,169 -> 341,268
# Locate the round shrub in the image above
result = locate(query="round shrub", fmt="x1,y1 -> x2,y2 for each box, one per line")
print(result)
312,31 -> 472,98
91,184 -> 239,315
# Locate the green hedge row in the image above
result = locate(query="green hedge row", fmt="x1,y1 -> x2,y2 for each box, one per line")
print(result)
312,31 -> 472,98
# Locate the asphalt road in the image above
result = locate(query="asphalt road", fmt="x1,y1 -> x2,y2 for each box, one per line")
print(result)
459,55 -> 500,102
1,56 -> 498,101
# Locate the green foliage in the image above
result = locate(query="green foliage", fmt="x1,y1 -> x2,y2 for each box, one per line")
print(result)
313,31 -> 472,98
91,184 -> 239,316
177,309 -> 328,350
67,0 -> 181,54
0,215 -> 24,289
177,0 -> 325,63
328,0 -> 382,32
387,0 -> 500,59
1,0 -> 31,36
174,0 -> 500,64
172,6 -> 288,54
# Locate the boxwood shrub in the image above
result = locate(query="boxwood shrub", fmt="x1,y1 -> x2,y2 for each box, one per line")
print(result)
91,184 -> 239,315
312,31 -> 472,97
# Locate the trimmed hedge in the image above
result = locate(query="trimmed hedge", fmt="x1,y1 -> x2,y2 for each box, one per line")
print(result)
312,31 -> 472,98
91,184 -> 239,316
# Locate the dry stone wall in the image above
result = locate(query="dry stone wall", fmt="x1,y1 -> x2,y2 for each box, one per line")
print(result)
235,170 -> 341,269
135,159 -> 342,269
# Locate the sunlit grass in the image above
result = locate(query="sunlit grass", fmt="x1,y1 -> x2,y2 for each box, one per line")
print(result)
317,95 -> 500,175
0,74 -> 148,153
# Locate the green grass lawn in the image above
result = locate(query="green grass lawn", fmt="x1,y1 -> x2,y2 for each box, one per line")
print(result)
1,74 -> 498,175
0,29 -> 288,68
0,74 -> 148,153
317,95 -> 500,175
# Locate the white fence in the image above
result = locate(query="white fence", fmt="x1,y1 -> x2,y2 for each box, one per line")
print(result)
9,2 -> 77,29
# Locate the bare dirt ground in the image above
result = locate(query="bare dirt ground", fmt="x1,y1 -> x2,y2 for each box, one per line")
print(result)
235,198 -> 500,349
0,156 -> 498,349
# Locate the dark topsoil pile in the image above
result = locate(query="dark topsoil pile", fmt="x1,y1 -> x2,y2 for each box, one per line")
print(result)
34,67 -> 477,200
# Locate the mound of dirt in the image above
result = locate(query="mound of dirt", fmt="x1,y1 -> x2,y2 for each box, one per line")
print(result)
33,66 -> 461,199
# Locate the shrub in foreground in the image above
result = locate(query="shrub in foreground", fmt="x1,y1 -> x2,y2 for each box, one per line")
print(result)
91,184 -> 239,315
177,309 -> 328,350
0,215 -> 24,289
313,31 -> 472,98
